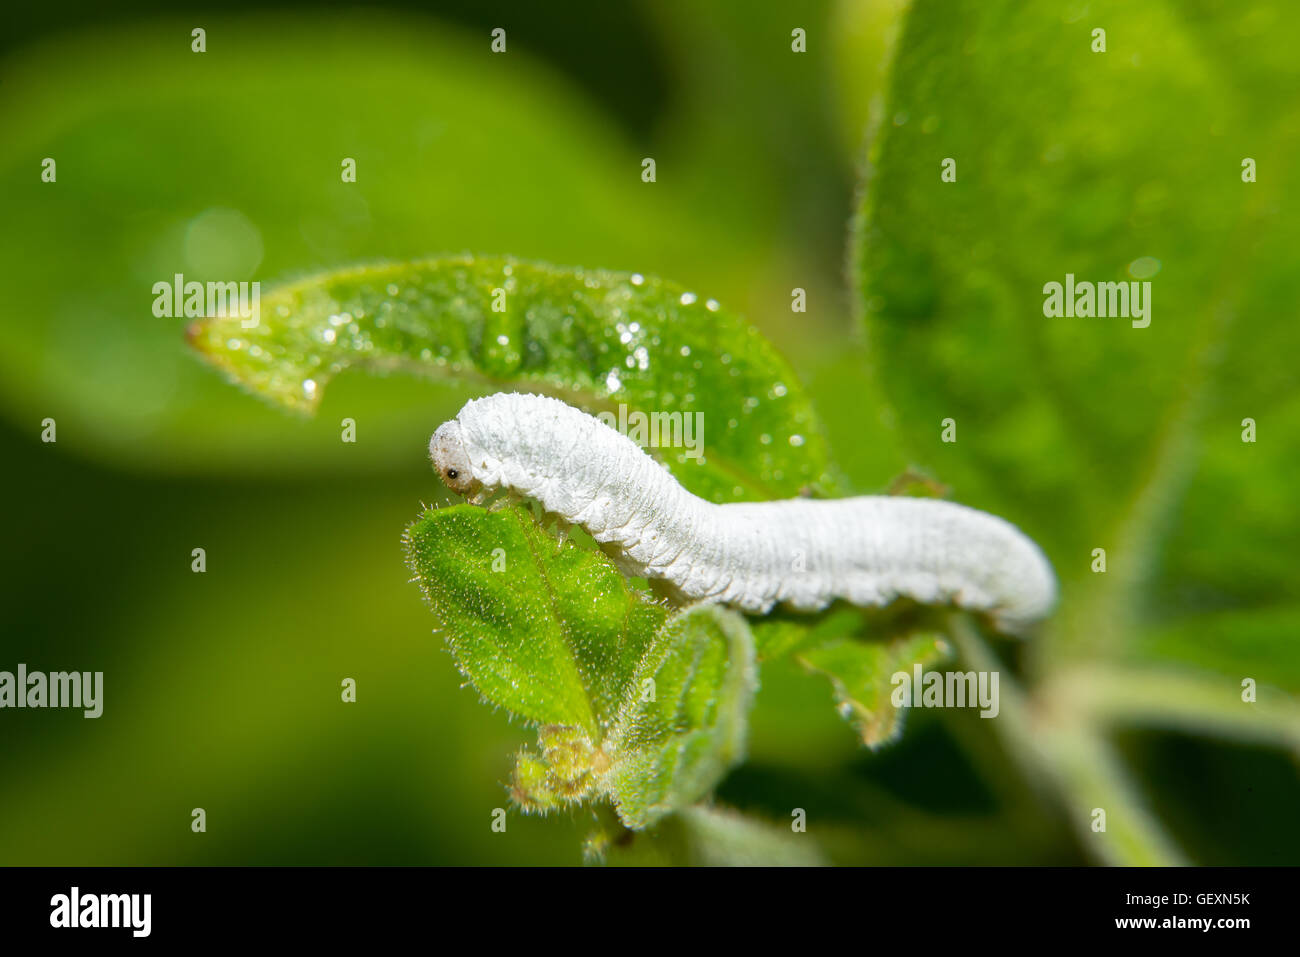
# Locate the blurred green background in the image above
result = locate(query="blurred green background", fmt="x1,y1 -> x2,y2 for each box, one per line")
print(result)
2,0 -> 1296,865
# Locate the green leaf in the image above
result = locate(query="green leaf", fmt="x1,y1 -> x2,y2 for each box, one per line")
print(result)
403,505 -> 758,828
750,605 -> 874,662
0,11 -> 756,475
852,0 -> 1300,678
750,601 -> 953,746
797,631 -> 950,748
193,256 -> 833,502
403,504 -> 664,732
855,0 -> 1233,556
852,0 -> 1300,863
601,604 -> 758,828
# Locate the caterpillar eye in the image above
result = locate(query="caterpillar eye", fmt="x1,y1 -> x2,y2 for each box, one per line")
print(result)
430,420 -> 475,494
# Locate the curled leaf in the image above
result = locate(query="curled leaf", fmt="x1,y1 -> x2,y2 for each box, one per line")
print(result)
193,256 -> 834,501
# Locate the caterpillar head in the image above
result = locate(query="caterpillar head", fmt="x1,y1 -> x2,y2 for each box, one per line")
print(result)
429,421 -> 476,495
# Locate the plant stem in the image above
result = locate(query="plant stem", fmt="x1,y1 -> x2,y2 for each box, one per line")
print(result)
948,615 -> 1187,865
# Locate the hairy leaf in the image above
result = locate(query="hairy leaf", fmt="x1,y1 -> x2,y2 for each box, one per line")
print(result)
852,0 -> 1300,864
404,505 -> 757,828
853,0 -> 1300,679
602,604 -> 758,828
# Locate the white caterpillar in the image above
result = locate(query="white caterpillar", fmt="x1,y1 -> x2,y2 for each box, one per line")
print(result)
430,393 -> 1058,632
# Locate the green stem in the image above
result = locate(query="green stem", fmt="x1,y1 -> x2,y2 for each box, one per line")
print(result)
949,615 -> 1187,865
1049,664 -> 1300,758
